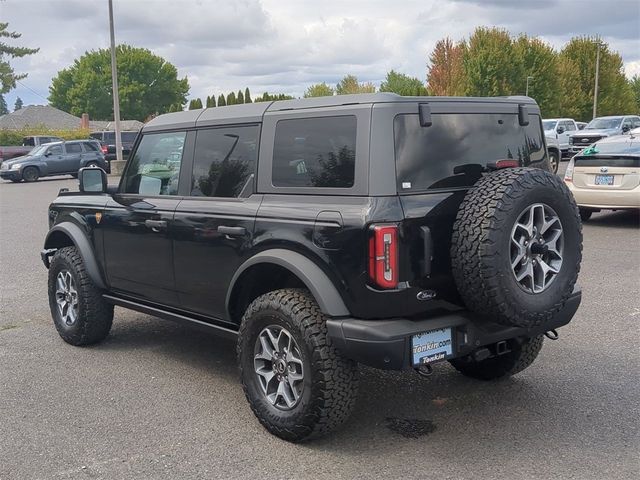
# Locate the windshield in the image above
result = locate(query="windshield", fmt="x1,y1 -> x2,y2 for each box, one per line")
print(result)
542,120 -> 557,130
585,118 -> 622,130
28,145 -> 47,156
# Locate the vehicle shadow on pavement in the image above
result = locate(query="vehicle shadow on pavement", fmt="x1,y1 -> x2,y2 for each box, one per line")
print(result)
586,210 -> 640,229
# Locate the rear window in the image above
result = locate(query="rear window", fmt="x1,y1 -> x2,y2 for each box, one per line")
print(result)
103,132 -> 115,143
394,113 -> 544,192
272,116 -> 356,188
83,142 -> 99,152
122,132 -> 138,143
574,140 -> 640,167
89,133 -> 102,141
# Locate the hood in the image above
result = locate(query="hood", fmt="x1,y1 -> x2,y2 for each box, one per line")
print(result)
570,128 -> 617,137
2,155 -> 30,166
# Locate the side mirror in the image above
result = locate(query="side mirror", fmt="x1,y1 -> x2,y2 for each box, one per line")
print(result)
622,125 -> 630,133
556,126 -> 565,134
79,166 -> 107,193
44,151 -> 52,157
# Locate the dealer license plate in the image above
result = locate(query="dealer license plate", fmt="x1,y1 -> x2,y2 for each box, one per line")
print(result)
411,328 -> 453,365
595,174 -> 614,186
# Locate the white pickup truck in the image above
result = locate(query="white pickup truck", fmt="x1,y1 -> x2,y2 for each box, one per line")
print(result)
542,118 -> 579,156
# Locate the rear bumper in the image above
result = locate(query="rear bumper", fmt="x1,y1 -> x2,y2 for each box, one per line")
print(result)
567,183 -> 640,209
327,288 -> 581,370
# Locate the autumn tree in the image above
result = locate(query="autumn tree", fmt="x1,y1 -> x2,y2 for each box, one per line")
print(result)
336,75 -> 375,95
49,45 -> 189,121
380,70 -> 427,96
427,38 -> 465,96
304,82 -> 335,97
0,22 -> 39,94
559,37 -> 635,120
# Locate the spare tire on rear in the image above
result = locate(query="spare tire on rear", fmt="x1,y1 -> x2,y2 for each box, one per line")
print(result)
451,167 -> 582,329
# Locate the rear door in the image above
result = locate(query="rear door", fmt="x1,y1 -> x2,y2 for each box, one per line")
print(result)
172,124 -> 262,321
63,143 -> 83,171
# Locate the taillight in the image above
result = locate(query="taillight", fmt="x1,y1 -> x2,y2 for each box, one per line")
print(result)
101,145 -> 108,154
564,158 -> 575,182
368,224 -> 399,289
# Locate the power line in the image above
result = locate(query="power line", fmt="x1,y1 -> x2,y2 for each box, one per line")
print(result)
15,79 -> 49,103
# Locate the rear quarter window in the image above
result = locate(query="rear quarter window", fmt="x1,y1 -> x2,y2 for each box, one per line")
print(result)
272,116 -> 356,188
394,113 -> 544,193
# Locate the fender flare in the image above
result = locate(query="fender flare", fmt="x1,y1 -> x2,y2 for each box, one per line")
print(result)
226,249 -> 350,317
44,222 -> 107,290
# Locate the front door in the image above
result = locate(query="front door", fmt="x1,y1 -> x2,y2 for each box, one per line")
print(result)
172,125 -> 261,321
44,144 -> 68,174
101,130 -> 188,305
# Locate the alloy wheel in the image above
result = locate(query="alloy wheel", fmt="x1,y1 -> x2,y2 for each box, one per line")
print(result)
55,270 -> 79,326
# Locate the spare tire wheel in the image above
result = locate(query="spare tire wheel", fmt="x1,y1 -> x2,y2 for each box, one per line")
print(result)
451,167 -> 582,329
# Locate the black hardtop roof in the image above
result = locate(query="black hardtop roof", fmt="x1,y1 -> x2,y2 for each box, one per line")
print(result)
143,93 -> 539,132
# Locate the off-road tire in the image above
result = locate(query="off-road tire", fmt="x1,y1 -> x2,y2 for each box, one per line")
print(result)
48,246 -> 113,345
579,208 -> 593,222
451,167 -> 582,329
449,335 -> 544,380
238,288 -> 358,442
22,166 -> 39,182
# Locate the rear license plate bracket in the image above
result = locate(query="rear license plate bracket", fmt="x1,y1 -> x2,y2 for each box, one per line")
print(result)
411,328 -> 453,366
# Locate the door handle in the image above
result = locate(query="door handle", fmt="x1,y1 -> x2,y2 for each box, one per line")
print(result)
218,225 -> 246,236
145,219 -> 167,232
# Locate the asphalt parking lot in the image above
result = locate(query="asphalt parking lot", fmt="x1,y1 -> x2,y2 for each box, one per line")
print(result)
1,171 -> 639,480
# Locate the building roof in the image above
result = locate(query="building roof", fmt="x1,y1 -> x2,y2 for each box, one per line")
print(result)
0,104 -> 143,131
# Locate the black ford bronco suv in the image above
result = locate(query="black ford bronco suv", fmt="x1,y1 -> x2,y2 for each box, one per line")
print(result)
42,93 -> 582,441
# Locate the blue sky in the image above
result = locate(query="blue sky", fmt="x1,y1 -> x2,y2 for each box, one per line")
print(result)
2,0 -> 639,113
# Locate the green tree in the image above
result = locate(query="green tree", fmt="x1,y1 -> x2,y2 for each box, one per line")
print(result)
244,87 -> 252,103
190,98 -> 203,109
336,75 -> 376,94
427,37 -> 466,96
237,89 -> 244,104
14,96 -> 23,110
513,35 -> 560,116
254,92 -> 295,102
463,27 -> 523,97
304,82 -> 335,97
0,23 -> 39,94
49,45 -> 189,121
559,37 -> 635,120
379,70 -> 427,96
227,91 -> 236,105
218,94 -> 226,106
206,95 -> 216,107
630,75 -> 640,112
0,94 -> 8,114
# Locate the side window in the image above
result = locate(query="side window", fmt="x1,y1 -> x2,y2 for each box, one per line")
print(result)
83,142 -> 99,152
622,118 -> 633,130
564,121 -> 576,131
191,126 -> 259,198
122,132 -> 139,143
122,131 -> 186,196
48,145 -> 63,156
66,143 -> 82,154
272,116 -> 356,188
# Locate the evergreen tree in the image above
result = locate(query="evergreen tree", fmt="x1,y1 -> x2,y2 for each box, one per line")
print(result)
218,94 -> 226,106
1,22 -> 40,94
13,96 -> 23,110
244,87 -> 252,103
188,98 -> 203,110
237,89 -> 244,104
206,95 -> 216,108
0,94 -> 8,114
227,92 -> 236,105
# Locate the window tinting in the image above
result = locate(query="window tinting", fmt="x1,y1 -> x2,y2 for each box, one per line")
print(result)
48,145 -> 63,155
191,126 -> 259,198
104,132 -> 115,143
83,142 -> 99,152
122,131 -> 186,195
394,113 -> 542,192
66,143 -> 82,154
273,116 -> 356,188
122,132 -> 138,143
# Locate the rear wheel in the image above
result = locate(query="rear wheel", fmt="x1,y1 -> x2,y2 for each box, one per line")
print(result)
449,336 -> 544,380
86,161 -> 99,168
238,289 -> 358,441
579,208 -> 593,222
22,166 -> 39,182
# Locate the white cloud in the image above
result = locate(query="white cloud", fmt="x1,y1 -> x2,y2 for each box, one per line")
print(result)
2,0 -> 639,111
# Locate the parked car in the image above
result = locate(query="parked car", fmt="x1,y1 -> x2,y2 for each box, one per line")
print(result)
0,140 -> 106,182
0,135 -> 63,165
568,115 -> 640,154
542,118 -> 579,154
565,134 -> 640,220
89,130 -> 139,161
41,94 -> 582,441
576,121 -> 587,130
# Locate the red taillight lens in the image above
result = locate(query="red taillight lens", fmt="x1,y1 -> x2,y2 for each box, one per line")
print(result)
101,145 -> 108,154
494,159 -> 519,169
368,224 -> 399,289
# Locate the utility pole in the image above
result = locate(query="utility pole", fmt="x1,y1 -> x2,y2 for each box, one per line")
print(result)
592,42 -> 601,120
108,0 -> 124,171
525,76 -> 533,97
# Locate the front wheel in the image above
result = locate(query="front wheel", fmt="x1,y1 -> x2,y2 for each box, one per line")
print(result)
579,208 -> 593,222
449,336 -> 544,380
48,246 -> 114,345
548,150 -> 559,174
238,289 -> 358,441
22,166 -> 39,182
